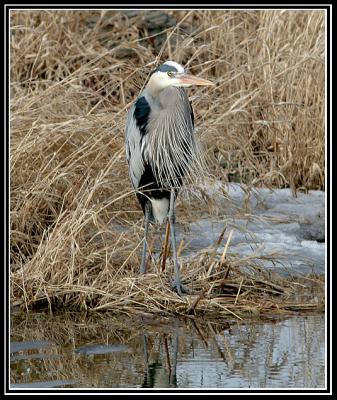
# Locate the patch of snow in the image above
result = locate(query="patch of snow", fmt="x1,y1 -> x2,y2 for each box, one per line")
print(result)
178,181 -> 325,276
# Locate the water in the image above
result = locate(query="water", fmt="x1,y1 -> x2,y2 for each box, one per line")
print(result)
10,312 -> 325,389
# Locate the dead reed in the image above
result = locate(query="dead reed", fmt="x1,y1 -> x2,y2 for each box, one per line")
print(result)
10,10 -> 325,317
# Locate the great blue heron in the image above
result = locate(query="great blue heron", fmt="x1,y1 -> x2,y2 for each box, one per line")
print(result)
125,60 -> 213,295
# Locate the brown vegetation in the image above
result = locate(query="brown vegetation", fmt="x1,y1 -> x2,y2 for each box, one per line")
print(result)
10,10 -> 325,316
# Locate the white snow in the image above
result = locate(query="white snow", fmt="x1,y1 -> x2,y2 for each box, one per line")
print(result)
177,182 -> 325,276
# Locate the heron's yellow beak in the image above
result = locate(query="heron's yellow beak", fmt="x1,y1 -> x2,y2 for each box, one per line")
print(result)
177,73 -> 214,87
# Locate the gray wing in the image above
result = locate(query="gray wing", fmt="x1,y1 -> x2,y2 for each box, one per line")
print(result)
125,104 -> 147,190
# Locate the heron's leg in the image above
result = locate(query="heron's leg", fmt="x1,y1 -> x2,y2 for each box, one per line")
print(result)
168,189 -> 188,295
161,221 -> 170,272
140,202 -> 151,274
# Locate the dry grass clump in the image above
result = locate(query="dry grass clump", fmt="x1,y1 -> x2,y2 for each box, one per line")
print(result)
10,10 -> 325,317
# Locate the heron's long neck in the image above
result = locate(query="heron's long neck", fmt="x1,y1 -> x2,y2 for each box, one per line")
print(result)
145,88 -> 202,189
146,76 -> 171,98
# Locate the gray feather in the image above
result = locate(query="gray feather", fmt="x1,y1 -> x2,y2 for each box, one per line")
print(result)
125,85 -> 206,191
125,103 -> 146,189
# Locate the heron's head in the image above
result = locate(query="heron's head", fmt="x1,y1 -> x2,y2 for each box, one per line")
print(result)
147,61 -> 214,95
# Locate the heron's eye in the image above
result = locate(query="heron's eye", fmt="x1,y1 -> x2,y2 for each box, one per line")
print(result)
167,71 -> 174,77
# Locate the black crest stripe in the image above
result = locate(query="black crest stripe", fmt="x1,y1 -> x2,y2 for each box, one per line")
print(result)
156,64 -> 178,73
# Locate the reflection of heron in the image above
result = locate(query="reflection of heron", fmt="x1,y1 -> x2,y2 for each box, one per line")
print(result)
141,333 -> 179,388
125,61 -> 213,294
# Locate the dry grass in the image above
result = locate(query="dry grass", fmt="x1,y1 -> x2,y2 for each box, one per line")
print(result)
10,10 -> 325,317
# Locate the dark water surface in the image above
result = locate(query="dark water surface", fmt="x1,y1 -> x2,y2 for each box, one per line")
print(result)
10,312 -> 325,389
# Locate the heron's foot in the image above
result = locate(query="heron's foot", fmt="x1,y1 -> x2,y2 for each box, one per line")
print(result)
140,265 -> 146,275
171,279 -> 190,296
140,253 -> 152,275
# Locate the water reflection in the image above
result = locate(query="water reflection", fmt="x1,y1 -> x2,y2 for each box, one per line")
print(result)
142,333 -> 178,388
10,312 -> 325,389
